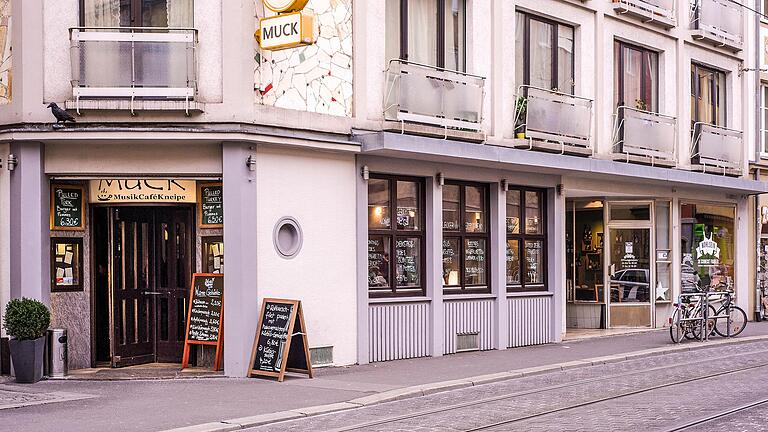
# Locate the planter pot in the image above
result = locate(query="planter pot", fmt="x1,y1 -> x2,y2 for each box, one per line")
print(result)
516,132 -> 526,139
9,337 -> 45,383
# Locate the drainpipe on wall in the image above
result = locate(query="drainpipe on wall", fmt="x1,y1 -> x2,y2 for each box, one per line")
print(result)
756,169 -> 762,320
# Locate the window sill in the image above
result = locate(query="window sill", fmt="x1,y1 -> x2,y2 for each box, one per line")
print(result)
443,293 -> 496,301
507,291 -> 553,298
369,296 -> 431,304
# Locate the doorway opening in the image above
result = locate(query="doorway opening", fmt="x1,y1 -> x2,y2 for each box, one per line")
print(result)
93,205 -> 194,368
566,200 -> 606,330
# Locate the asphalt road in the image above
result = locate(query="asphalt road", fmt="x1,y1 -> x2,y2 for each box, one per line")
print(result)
244,340 -> 768,432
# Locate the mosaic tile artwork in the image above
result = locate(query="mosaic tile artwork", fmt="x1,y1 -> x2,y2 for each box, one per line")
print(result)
255,0 -> 353,117
0,0 -> 10,105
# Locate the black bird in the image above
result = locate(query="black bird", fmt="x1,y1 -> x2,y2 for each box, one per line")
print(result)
47,103 -> 76,123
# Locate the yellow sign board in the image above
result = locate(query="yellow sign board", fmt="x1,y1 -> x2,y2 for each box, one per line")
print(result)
89,179 -> 197,203
256,12 -> 317,51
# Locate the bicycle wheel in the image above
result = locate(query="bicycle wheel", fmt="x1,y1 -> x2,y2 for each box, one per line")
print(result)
670,309 -> 684,344
689,305 -> 717,341
714,306 -> 748,337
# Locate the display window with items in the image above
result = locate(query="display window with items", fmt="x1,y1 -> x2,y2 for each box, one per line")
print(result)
506,188 -> 547,292
442,182 -> 490,294
680,203 -> 735,293
367,175 -> 425,297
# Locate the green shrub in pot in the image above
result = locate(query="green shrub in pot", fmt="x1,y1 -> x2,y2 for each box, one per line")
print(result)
4,298 -> 50,383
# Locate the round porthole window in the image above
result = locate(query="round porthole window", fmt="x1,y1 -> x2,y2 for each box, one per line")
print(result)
273,217 -> 303,259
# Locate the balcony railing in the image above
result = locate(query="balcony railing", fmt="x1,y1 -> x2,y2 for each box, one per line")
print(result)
613,0 -> 676,29
690,122 -> 743,175
383,59 -> 485,133
514,86 -> 593,154
69,27 -> 198,113
690,0 -> 743,51
612,106 -> 677,166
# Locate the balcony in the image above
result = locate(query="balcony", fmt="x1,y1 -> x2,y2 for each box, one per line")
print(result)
612,0 -> 676,29
690,0 -> 743,51
690,123 -> 743,176
612,106 -> 677,167
383,59 -> 485,138
68,27 -> 200,114
512,86 -> 593,156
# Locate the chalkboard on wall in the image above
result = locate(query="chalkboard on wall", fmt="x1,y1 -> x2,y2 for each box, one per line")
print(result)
181,273 -> 224,371
50,184 -> 85,231
249,298 -> 312,382
198,182 -> 223,228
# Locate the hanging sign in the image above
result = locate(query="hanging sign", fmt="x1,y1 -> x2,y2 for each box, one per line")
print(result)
263,0 -> 309,13
181,274 -> 224,371
51,184 -> 85,231
256,0 -> 316,51
89,179 -> 196,203
249,298 -> 312,382
198,182 -> 223,228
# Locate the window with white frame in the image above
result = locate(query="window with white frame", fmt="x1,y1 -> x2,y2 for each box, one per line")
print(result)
762,84 -> 768,155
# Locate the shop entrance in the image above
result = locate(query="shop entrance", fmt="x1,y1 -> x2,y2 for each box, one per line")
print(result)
607,226 -> 652,327
93,206 -> 194,367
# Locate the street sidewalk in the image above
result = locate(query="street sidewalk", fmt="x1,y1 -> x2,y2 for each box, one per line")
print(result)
3,323 -> 768,432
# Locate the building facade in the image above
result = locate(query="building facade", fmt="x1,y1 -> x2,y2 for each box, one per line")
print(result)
0,0 -> 765,376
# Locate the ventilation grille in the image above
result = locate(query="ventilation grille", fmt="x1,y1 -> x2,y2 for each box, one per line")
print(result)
456,332 -> 480,352
309,346 -> 334,367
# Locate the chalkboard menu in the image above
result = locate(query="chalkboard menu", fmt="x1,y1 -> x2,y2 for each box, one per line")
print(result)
181,274 -> 224,371
198,182 -> 223,228
249,298 -> 312,382
50,184 -> 85,231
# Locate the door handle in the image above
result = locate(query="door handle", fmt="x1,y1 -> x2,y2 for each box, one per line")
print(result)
143,292 -> 163,296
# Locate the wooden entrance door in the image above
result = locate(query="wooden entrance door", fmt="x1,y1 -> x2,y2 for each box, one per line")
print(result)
110,206 -> 194,366
111,207 -> 155,367
154,208 -> 193,362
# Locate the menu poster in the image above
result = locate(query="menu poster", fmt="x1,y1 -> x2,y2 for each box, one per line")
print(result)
181,274 -> 224,371
198,182 -> 223,228
50,184 -> 85,231
249,298 -> 312,382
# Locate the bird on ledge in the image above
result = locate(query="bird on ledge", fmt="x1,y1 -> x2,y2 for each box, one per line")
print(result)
47,102 -> 76,128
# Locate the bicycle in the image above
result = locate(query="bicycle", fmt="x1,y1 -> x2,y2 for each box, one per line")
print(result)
669,290 -> 715,343
708,289 -> 748,338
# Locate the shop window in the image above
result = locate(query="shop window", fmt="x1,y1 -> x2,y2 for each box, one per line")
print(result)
691,63 -> 726,127
368,175 -> 425,297
761,85 -> 768,156
80,0 -> 193,27
443,182 -> 490,293
609,203 -> 650,221
507,188 -> 547,292
680,203 -> 735,293
614,41 -> 658,112
202,236 -> 223,274
385,0 -> 466,71
51,237 -> 84,292
515,12 -> 574,93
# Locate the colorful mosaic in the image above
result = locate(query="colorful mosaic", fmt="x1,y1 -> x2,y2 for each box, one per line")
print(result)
255,0 -> 353,117
0,0 -> 10,105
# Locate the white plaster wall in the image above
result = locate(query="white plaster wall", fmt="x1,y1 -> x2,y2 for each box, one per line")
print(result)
255,147 -> 357,366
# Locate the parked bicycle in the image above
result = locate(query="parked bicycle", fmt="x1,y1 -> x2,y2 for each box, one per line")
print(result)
669,281 -> 746,343
708,288 -> 747,338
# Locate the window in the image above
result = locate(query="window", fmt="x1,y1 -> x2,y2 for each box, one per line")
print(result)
515,12 -> 574,93
385,0 -> 466,71
691,64 -> 726,127
762,85 -> 768,155
507,188 -> 547,292
680,203 -> 735,293
80,0 -> 193,27
614,41 -> 658,112
443,182 -> 490,293
368,175 -> 425,297
51,237 -> 84,292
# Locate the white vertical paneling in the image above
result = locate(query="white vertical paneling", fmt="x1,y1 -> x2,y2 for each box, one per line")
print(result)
368,302 -> 429,362
507,296 -> 553,348
443,298 -> 494,354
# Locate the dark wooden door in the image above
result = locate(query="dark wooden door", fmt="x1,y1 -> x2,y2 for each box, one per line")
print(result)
111,207 -> 155,367
154,208 -> 193,362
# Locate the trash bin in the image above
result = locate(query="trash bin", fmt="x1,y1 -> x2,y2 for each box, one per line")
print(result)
46,329 -> 68,378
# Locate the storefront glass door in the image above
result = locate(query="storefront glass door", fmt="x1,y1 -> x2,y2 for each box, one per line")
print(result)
607,227 -> 652,327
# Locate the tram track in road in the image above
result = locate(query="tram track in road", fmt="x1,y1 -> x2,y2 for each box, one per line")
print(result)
664,398 -> 768,431
318,346 -> 768,432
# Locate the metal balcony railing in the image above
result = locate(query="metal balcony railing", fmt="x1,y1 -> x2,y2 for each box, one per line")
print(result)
383,59 -> 485,132
613,0 -> 676,28
690,122 -> 743,175
690,0 -> 743,51
514,86 -> 593,153
69,27 -> 198,113
612,106 -> 677,165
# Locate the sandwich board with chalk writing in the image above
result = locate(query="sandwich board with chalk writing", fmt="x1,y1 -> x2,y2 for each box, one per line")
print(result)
181,274 -> 224,371
249,298 -> 312,382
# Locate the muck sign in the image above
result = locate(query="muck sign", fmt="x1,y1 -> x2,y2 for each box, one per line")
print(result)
89,179 -> 196,203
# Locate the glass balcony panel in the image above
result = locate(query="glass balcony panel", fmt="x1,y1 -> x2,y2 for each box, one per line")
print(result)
696,124 -> 743,170
619,107 -> 676,160
79,41 -> 133,88
133,41 -> 191,88
524,87 -> 592,148
444,76 -> 484,124
695,0 -> 743,47
398,65 -> 444,121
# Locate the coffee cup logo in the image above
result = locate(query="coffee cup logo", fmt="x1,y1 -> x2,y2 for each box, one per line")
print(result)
263,0 -> 309,13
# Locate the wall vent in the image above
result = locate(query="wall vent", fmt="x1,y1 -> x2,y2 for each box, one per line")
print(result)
456,332 -> 480,352
309,346 -> 334,367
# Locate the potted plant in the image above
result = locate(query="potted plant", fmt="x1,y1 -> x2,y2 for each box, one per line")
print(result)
514,95 -> 528,139
3,298 -> 50,383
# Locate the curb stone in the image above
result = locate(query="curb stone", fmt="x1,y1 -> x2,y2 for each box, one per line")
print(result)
159,334 -> 768,432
